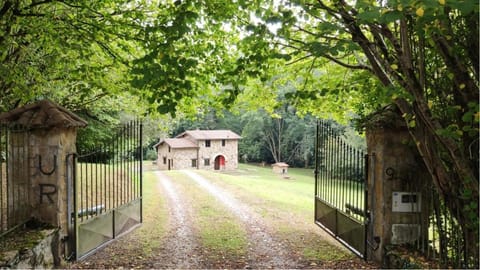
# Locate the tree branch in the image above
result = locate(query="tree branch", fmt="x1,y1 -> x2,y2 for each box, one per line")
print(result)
322,53 -> 371,71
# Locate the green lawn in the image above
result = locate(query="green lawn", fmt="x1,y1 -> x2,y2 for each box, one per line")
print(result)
136,172 -> 168,254
196,163 -> 355,262
198,163 -> 316,216
75,162 -> 141,215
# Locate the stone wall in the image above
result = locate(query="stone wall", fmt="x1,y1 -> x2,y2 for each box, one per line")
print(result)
157,137 -> 239,171
197,139 -> 238,170
0,100 -> 87,262
365,107 -> 431,265
0,228 -> 61,269
157,144 -> 198,170
29,127 -> 77,241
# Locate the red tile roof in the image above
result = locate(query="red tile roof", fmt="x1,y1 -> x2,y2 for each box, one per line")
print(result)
177,129 -> 241,140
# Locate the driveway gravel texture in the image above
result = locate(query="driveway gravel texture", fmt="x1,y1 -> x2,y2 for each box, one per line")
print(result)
67,169 -> 378,269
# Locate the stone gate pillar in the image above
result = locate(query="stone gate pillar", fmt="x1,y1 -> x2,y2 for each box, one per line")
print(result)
365,106 -> 431,265
0,100 -> 87,249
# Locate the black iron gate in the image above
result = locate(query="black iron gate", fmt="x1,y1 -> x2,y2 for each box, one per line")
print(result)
314,120 -> 369,258
66,120 -> 143,260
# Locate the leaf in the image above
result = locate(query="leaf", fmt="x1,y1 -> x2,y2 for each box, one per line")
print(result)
357,10 -> 381,22
408,120 -> 416,128
462,111 -> 473,123
266,16 -> 282,24
272,53 -> 292,61
309,42 -> 328,56
416,7 -> 425,17
380,10 -> 403,23
474,112 -> 480,122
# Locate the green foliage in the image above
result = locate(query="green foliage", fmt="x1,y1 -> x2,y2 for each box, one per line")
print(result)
236,0 -> 478,264
0,0 -> 145,111
144,149 -> 158,161
1,0 -> 477,262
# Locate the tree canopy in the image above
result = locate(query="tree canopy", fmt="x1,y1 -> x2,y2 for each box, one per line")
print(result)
1,0 -> 478,265
237,0 -> 479,263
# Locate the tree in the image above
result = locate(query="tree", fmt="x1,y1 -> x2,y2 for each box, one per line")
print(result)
0,0 -> 248,115
239,0 -> 479,264
2,1 -> 477,261
0,0 -> 150,110
0,0 -> 252,155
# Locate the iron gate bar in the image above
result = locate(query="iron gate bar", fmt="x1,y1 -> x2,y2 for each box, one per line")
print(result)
363,154 -> 369,259
314,119 -> 368,259
1,127 -> 4,232
70,120 -> 143,260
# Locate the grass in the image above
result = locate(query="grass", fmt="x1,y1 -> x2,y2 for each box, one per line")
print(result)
195,163 -> 355,263
134,171 -> 168,254
75,162 -> 141,218
167,171 -> 248,265
70,171 -> 168,268
210,163 -> 365,219
199,163 -> 316,216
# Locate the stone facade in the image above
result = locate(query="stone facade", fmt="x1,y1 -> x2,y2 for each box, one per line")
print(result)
156,130 -> 240,171
365,106 -> 431,264
157,145 -> 198,170
28,127 -> 78,241
0,100 -> 87,262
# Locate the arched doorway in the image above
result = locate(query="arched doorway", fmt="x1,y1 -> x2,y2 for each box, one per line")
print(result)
214,155 -> 225,170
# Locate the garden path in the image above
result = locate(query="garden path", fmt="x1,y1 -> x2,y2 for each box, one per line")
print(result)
67,167 -> 378,269
151,171 -> 204,268
181,170 -> 299,269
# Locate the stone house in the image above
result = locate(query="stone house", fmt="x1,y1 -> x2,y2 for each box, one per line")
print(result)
154,129 -> 241,170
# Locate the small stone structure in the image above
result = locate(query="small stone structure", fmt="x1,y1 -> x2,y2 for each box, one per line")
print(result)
0,100 -> 87,266
272,162 -> 289,174
155,129 -> 241,170
364,106 -> 430,265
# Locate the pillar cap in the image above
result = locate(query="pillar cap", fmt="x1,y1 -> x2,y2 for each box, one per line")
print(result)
362,104 -> 406,131
0,99 -> 87,129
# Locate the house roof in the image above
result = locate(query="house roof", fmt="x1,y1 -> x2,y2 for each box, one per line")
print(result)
155,138 -> 198,149
177,129 -> 241,140
272,162 -> 289,167
0,99 -> 87,129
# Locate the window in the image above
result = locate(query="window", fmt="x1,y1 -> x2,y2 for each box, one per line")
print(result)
204,158 -> 210,166
168,146 -> 171,152
191,159 -> 197,167
163,157 -> 167,164
222,139 -> 226,146
205,140 -> 211,147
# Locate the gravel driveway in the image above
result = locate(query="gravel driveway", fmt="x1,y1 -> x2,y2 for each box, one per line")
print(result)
181,170 -> 299,269
152,171 -> 204,268
67,169 -> 377,269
